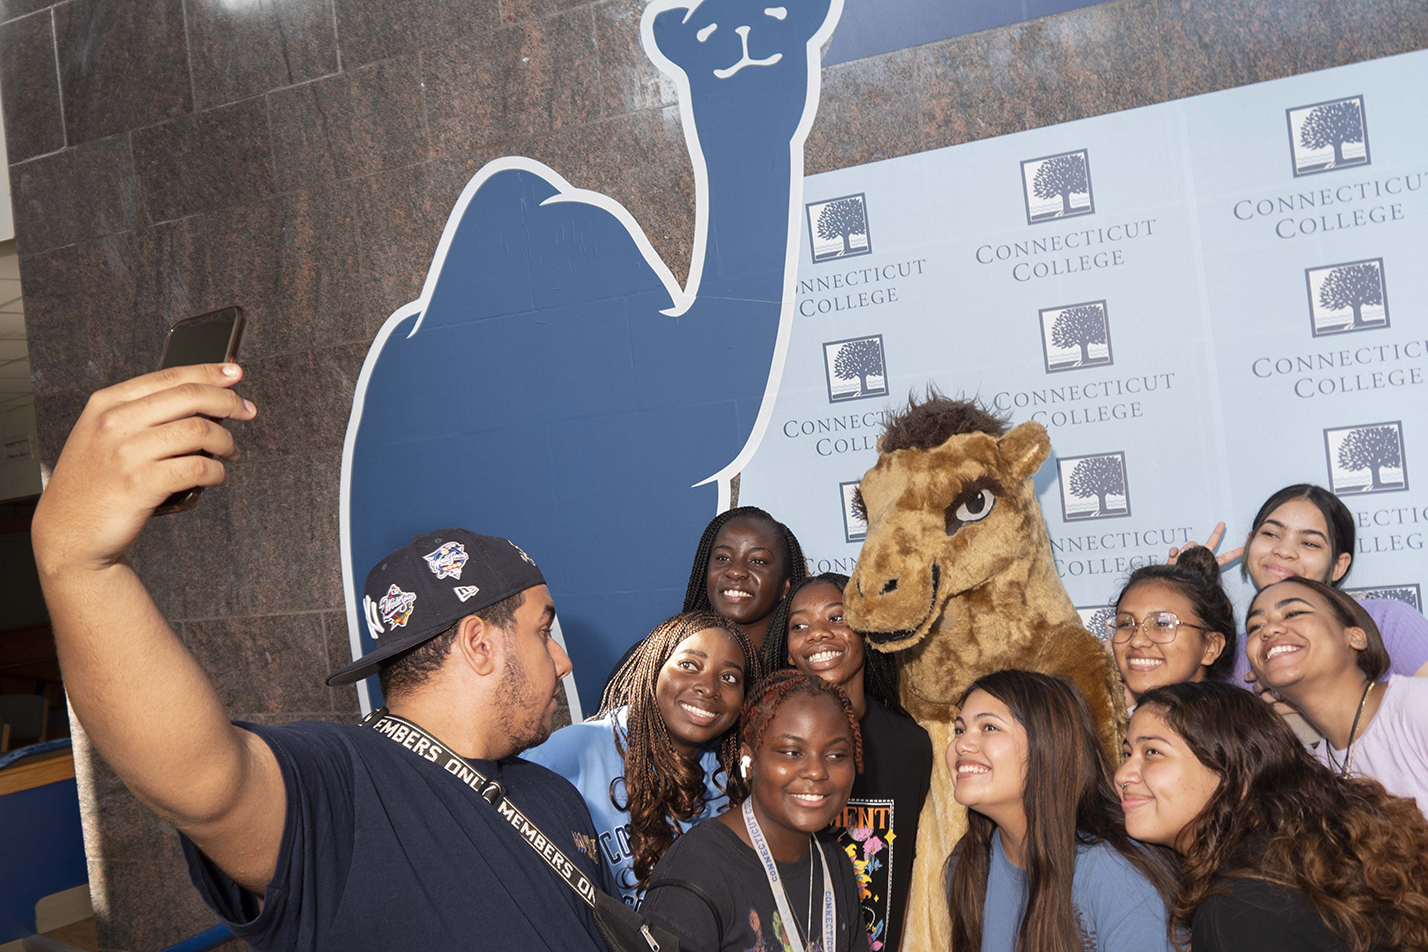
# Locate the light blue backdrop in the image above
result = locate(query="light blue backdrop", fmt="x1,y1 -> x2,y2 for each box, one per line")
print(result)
742,49 -> 1427,636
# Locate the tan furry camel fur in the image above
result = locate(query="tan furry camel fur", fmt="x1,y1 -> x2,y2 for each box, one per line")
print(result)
843,395 -> 1126,952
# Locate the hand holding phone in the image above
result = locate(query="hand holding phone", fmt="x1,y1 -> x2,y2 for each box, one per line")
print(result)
154,307 -> 245,515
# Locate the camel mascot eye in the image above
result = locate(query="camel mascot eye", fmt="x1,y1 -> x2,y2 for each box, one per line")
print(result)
947,489 -> 995,532
843,392 -> 1127,952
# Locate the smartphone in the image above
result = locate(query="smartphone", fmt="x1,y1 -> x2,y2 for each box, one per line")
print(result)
154,307 -> 245,515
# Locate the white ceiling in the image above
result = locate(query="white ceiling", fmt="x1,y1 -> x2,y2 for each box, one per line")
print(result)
0,239 -> 27,416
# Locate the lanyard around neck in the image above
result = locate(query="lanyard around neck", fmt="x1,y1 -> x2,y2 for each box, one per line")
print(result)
362,707 -> 599,910
741,799 -> 835,952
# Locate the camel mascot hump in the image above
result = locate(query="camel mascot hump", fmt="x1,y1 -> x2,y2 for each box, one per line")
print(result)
842,393 -> 1125,952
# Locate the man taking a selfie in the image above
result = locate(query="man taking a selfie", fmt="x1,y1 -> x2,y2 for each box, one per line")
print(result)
31,364 -> 613,951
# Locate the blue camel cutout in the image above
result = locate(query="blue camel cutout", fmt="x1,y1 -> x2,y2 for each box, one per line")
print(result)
341,0 -> 843,709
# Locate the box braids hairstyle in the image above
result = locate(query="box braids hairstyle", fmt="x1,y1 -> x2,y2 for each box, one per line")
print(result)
598,611 -> 763,883
682,506 -> 808,613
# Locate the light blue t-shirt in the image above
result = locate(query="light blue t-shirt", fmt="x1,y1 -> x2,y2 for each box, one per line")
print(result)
980,830 -> 1173,952
524,706 -> 730,906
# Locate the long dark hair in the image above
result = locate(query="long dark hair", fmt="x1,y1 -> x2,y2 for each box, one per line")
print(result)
599,611 -> 762,883
1113,545 -> 1237,682
946,670 -> 1175,952
1244,484 -> 1355,587
681,506 -> 807,612
762,572 -> 908,718
1137,681 -> 1428,952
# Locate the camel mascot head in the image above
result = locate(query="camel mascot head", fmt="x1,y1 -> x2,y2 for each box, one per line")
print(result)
842,391 -> 1126,952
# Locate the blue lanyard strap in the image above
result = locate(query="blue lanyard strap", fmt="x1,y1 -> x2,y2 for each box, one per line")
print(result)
741,799 -> 836,952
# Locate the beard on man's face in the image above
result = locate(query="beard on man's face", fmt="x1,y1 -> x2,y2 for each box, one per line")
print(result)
495,648 -> 554,754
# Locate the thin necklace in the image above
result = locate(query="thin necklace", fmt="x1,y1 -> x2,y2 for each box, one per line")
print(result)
1327,680 -> 1375,779
797,848 -> 814,947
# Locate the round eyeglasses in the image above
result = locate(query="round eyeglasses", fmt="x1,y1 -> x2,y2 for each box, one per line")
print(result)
1105,611 -> 1209,645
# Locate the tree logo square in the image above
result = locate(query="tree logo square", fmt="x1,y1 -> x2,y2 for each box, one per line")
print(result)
1286,96 -> 1370,176
1343,584 -> 1422,613
1039,300 -> 1113,373
1324,421 -> 1407,495
1057,451 -> 1130,521
1305,258 -> 1389,337
823,335 -> 889,402
840,480 -> 867,543
807,193 -> 872,262
1021,149 -> 1094,224
1077,605 -> 1117,642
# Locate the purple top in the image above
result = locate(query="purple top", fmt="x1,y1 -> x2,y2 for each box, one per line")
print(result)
1313,674 -> 1428,817
1234,596 -> 1428,686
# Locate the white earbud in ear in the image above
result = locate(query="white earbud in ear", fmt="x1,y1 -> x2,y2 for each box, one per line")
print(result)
740,755 -> 752,779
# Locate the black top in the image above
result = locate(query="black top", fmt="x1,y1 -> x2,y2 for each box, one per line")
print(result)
1193,877 -> 1391,952
643,819 -> 872,952
830,698 -> 932,952
180,721 -> 614,952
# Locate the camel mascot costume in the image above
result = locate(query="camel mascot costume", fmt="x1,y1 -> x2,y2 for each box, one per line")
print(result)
842,393 -> 1125,952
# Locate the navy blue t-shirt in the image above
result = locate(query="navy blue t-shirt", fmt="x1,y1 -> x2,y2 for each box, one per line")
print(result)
180,720 -> 614,952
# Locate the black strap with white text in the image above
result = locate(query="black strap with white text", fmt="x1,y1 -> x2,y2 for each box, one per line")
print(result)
363,708 -> 598,909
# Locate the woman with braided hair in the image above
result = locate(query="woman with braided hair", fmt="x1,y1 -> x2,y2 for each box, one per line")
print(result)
764,573 -> 932,952
603,506 -> 807,691
683,506 -> 808,652
1117,680 -> 1428,951
527,612 -> 759,905
642,669 -> 871,952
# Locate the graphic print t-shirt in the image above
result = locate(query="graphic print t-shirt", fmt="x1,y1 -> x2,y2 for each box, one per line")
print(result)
180,720 -> 614,952
825,699 -> 932,952
643,819 -> 871,952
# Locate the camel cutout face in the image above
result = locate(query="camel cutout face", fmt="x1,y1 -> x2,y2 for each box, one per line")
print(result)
846,422 -> 1052,651
651,0 -> 828,83
340,0 -> 843,710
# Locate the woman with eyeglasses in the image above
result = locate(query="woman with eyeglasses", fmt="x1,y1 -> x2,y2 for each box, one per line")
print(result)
1107,547 -> 1236,711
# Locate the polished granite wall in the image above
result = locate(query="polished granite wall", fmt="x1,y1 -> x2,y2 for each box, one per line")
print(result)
3,0 -> 1423,947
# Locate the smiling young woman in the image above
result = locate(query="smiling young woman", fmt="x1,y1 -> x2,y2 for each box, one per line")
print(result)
1243,577 -> 1428,813
1109,547 -> 1235,710
526,612 -> 760,904
641,670 -> 870,952
688,507 -> 808,652
1174,485 -> 1428,685
1117,681 -> 1428,952
945,670 -> 1176,952
763,573 -> 932,952
603,507 -> 807,693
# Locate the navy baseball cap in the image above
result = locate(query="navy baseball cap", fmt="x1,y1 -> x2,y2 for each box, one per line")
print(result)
326,529 -> 547,686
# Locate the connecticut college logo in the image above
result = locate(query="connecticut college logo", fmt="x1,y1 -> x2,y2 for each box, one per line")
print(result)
1286,96 -> 1369,176
823,335 -> 888,402
1021,149 -> 1094,224
840,480 -> 866,543
1039,301 -> 1112,372
1305,258 -> 1388,336
807,193 -> 872,262
1324,422 -> 1408,494
1057,452 -> 1130,521
1344,584 -> 1422,613
1077,605 -> 1116,642
423,541 -> 469,580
